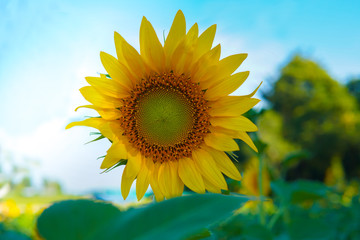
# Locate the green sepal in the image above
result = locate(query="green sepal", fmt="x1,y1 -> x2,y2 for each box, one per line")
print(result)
86,135 -> 105,144
100,159 -> 128,174
90,132 -> 102,136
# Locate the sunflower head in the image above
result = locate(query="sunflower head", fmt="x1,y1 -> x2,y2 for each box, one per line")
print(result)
67,10 -> 261,201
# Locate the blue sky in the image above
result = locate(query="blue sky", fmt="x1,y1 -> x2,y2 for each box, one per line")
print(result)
0,0 -> 359,194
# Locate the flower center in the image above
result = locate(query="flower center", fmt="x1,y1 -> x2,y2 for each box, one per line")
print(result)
120,72 -> 210,163
135,87 -> 194,146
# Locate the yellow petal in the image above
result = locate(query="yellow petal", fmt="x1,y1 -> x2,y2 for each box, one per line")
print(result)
121,165 -> 135,200
140,17 -> 165,73
181,24 -> 199,73
237,131 -> 258,152
201,53 -> 247,89
210,116 -> 258,132
241,81 -> 263,98
186,23 -> 199,40
217,53 -> 248,77
65,117 -> 107,130
204,71 -> 249,100
158,161 -> 184,198
136,158 -> 151,200
85,75 -> 129,99
209,125 -> 237,136
98,121 -> 118,140
121,38 -> 147,79
124,152 -> 142,179
164,10 -> 186,61
193,24 -> 216,63
100,51 -> 133,89
209,97 -> 260,117
149,162 -> 165,201
108,121 -> 125,139
209,126 -> 258,152
206,147 -> 242,181
171,23 -> 198,75
75,105 -> 121,120
204,131 -> 239,151
114,31 -> 127,65
100,141 -> 128,169
203,177 -> 221,193
191,44 -> 221,83
79,86 -> 123,108
178,157 -> 205,194
114,33 -> 143,79
169,161 -> 184,197
192,149 -> 227,190
121,152 -> 142,200
65,118 -> 118,140
158,162 -> 173,199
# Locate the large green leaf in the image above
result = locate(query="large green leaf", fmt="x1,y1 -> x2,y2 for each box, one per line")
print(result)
36,199 -> 121,240
36,194 -> 250,240
91,194 -> 250,240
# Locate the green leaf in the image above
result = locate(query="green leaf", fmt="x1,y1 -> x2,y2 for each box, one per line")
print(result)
0,223 -> 31,240
289,180 -> 329,204
36,195 -> 250,240
241,224 -> 273,240
186,229 -> 211,240
91,194 -> 250,240
211,213 -> 273,240
0,231 -> 31,240
271,180 -> 329,204
36,199 -> 121,240
281,150 -> 311,169
287,217 -> 336,240
270,180 -> 291,203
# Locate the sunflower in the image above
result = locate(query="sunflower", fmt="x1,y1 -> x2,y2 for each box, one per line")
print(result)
67,10 -> 260,201
241,157 -> 270,197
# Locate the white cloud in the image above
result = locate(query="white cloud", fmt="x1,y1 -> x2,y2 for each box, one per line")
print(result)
0,117 -> 125,194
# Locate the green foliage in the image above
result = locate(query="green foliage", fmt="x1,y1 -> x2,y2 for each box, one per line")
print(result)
212,181 -> 360,240
271,179 -> 329,204
37,199 -> 120,240
34,185 -> 360,239
214,215 -> 273,240
36,194 -> 251,240
347,78 -> 360,104
263,55 -> 360,180
0,223 -> 31,240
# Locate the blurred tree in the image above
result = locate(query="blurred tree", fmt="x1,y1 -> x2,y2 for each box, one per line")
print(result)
264,55 -> 360,180
347,78 -> 360,104
42,179 -> 62,196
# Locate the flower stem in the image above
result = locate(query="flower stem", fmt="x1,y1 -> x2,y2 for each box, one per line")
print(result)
258,153 -> 266,225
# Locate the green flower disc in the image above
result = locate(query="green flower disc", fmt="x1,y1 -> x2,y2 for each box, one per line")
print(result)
136,88 -> 194,146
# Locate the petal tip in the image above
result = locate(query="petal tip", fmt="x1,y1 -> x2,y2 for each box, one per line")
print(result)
99,51 -> 106,59
141,16 -> 148,24
176,9 -> 185,18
